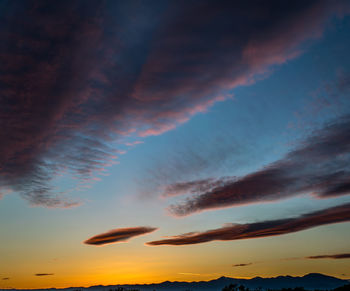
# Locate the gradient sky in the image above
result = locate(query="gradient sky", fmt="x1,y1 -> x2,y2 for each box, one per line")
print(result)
1,0 -> 350,289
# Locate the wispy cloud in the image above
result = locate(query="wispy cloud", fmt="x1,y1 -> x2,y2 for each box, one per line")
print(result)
233,263 -> 253,267
178,272 -> 220,277
306,253 -> 350,259
2,278 -> 10,280
125,141 -> 144,147
168,114 -> 350,216
162,177 -> 234,198
34,273 -> 54,277
84,226 -> 158,246
147,203 -> 350,246
0,1 -> 347,207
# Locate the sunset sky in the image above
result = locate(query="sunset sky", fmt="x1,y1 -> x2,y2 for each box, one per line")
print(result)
1,0 -> 350,289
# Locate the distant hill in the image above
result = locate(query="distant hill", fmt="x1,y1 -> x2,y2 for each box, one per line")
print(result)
3,273 -> 349,291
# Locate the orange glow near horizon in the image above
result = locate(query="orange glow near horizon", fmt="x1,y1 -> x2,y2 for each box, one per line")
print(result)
1,223 -> 350,289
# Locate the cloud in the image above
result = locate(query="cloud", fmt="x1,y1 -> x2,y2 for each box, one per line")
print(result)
178,272 -> 219,276
146,202 -> 350,246
178,273 -> 202,276
168,114 -> 350,216
2,278 -> 10,280
125,141 -> 144,147
233,263 -> 252,267
306,253 -> 350,259
162,177 -> 234,198
84,226 -> 158,246
34,273 -> 54,277
0,1 -> 348,207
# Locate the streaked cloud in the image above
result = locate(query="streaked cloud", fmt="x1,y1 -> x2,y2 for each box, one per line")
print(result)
162,177 -> 234,198
0,1 -> 348,207
168,114 -> 350,216
306,253 -> 350,259
34,273 -> 54,277
125,141 -> 144,147
84,226 -> 158,246
233,263 -> 252,267
147,203 -> 350,246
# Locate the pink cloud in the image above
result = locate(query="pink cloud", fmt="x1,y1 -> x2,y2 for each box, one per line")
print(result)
0,1 -> 348,207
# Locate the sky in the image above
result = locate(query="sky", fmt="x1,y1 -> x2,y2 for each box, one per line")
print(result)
1,0 -> 350,289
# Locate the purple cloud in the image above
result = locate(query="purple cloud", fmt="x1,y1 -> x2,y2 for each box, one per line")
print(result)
147,203 -> 350,246
0,1 -> 348,207
84,226 -> 158,246
167,114 -> 350,216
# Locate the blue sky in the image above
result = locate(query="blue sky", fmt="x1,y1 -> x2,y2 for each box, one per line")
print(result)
1,1 -> 350,288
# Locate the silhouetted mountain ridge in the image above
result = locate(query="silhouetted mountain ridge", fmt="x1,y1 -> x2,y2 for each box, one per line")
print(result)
3,273 -> 349,291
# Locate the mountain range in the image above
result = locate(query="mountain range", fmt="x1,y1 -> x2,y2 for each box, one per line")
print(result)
3,273 -> 349,291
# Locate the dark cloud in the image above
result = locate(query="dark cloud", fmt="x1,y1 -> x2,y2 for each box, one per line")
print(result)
84,226 -> 157,246
168,114 -> 350,216
0,0 -> 348,207
306,253 -> 350,259
2,278 -> 10,280
163,177 -> 234,197
34,273 -> 54,276
233,263 -> 252,267
146,203 -> 350,246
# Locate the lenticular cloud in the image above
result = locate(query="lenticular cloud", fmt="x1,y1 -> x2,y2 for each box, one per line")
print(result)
0,0 -> 348,207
